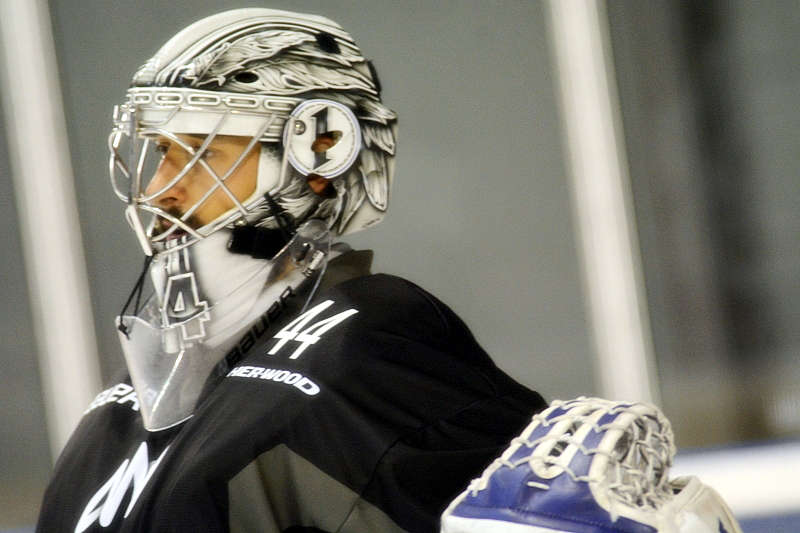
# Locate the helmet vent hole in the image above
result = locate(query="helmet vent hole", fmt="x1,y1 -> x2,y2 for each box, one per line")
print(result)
234,71 -> 259,83
315,32 -> 340,54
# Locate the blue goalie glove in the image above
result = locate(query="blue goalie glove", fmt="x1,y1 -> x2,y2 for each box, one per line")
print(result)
441,397 -> 742,533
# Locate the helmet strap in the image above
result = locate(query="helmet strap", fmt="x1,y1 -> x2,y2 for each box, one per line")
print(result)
117,254 -> 155,338
227,193 -> 296,260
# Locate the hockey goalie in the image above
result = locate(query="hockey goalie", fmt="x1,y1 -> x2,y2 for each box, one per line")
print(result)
36,8 -> 742,533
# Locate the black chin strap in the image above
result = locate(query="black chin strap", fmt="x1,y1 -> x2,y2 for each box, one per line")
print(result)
117,254 -> 155,338
227,193 -> 297,260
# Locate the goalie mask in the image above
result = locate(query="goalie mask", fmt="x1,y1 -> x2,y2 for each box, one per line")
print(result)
109,8 -> 397,431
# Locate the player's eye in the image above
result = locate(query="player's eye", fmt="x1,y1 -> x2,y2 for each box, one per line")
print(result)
193,146 -> 214,160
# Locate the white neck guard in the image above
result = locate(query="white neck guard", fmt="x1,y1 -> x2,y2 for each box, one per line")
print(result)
118,220 -> 332,431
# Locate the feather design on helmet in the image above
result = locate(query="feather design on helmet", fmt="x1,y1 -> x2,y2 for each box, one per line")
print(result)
338,171 -> 367,233
362,122 -> 396,155
358,149 -> 389,212
176,31 -> 374,94
219,59 -> 377,97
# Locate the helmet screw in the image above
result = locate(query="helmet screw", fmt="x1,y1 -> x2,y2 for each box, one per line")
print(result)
294,120 -> 306,135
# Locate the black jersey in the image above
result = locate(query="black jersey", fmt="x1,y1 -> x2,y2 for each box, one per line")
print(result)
37,274 -> 546,533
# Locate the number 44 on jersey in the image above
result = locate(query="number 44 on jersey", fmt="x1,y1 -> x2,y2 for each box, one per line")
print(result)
268,300 -> 358,359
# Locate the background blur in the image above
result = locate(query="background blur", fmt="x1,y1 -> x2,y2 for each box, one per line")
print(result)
1,0 -> 798,530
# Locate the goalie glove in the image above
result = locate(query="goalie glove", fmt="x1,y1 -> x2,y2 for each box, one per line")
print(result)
441,397 -> 742,533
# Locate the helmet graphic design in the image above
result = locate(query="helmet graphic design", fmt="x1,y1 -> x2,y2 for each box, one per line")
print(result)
110,8 -> 397,257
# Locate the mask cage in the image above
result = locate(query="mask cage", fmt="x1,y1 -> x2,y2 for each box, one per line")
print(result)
108,87 -> 303,257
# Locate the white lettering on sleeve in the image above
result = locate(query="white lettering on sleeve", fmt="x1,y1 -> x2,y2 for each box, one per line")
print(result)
75,442 -> 169,532
227,366 -> 321,396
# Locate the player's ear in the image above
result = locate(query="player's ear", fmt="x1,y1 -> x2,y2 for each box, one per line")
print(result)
305,131 -> 341,198
311,130 -> 342,154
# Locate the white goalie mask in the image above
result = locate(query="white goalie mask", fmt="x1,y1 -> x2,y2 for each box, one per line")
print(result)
109,8 -> 397,431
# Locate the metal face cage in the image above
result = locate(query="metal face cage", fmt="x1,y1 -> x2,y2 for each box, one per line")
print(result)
108,87 -> 303,257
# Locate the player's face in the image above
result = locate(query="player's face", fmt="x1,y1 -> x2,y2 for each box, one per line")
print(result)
145,134 -> 260,234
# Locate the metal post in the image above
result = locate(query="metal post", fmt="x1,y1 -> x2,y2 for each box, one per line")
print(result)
0,0 -> 102,459
544,0 -> 659,403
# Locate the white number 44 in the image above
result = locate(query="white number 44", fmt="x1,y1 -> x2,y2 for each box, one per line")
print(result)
268,300 -> 358,359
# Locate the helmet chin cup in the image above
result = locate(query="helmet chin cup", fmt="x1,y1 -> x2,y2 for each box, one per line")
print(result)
283,99 -> 362,179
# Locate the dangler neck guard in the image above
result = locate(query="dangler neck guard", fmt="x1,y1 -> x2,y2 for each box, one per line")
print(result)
116,219 -> 332,431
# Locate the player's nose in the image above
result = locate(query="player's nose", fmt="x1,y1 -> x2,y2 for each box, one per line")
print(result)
145,150 -> 187,208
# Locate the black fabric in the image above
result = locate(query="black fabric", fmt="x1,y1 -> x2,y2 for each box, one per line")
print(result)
37,274 -> 547,533
227,225 -> 290,260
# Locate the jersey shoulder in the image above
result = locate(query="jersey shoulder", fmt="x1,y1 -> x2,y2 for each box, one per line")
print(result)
321,273 -> 484,359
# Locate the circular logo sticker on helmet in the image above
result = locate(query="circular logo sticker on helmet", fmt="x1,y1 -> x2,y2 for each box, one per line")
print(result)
283,99 -> 362,179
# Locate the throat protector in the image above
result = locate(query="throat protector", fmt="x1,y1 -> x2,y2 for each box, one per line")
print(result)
117,220 -> 330,431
